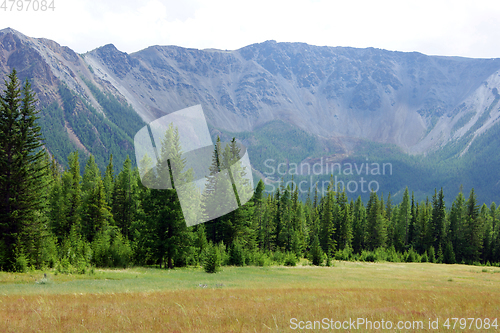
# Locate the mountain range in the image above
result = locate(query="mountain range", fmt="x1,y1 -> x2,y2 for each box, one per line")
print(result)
1,27 -> 499,204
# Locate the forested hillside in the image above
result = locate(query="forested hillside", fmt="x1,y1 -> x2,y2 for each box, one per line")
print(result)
7,147 -> 500,273
1,70 -> 499,274
1,28 -> 499,205
36,80 -> 144,171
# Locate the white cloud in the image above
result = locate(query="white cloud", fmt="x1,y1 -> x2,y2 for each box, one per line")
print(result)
1,0 -> 500,57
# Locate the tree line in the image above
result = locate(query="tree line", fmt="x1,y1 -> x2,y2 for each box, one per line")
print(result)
1,69 -> 499,273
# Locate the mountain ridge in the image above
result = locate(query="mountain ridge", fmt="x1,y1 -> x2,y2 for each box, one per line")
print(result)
81,34 -> 500,155
0,27 -> 499,203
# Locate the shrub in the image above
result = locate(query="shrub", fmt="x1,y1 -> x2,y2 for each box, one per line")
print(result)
229,239 -> 245,266
334,247 -> 353,261
73,257 -> 89,274
40,234 -> 58,269
436,245 -> 443,263
386,246 -> 401,263
361,250 -> 377,262
92,226 -> 132,268
253,251 -> 270,266
14,250 -> 28,273
59,224 -> 92,274
272,250 -> 285,265
284,252 -> 297,266
374,247 -> 387,261
404,248 -> 418,263
427,246 -> 436,263
218,242 -> 229,266
309,236 -> 323,266
181,246 -> 198,267
443,242 -> 456,264
56,257 -> 71,274
203,242 -> 221,273
334,250 -> 343,261
110,232 -> 133,268
325,255 -> 334,267
92,228 -> 112,267
344,247 -> 355,261
291,230 -> 304,258
321,253 -> 329,266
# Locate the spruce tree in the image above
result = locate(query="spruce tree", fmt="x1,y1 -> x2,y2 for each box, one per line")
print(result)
310,234 -> 323,266
254,179 -> 266,249
431,188 -> 446,252
203,241 -> 221,273
449,191 -> 466,262
480,204 -> 492,263
81,155 -> 100,195
443,241 -> 456,264
82,175 -> 112,242
366,191 -> 386,250
48,166 -> 65,243
203,137 -> 238,244
224,140 -> 255,249
103,154 -> 114,206
0,70 -> 48,270
385,193 -> 392,226
143,124 -> 191,268
352,196 -> 366,253
62,151 -> 82,235
335,190 -> 352,250
490,202 -> 497,243
465,188 -> 482,263
112,156 -> 137,239
80,155 -> 104,241
422,197 -> 434,252
278,186 -> 293,251
491,203 -> 499,263
395,187 -> 410,251
319,190 -> 336,256
408,192 -> 417,247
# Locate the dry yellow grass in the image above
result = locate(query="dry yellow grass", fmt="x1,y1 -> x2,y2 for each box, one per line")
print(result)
0,262 -> 499,332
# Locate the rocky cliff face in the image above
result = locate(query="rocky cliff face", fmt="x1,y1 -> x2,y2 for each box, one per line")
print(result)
1,28 -> 98,109
2,27 -> 500,160
0,28 -> 144,169
84,39 -> 500,154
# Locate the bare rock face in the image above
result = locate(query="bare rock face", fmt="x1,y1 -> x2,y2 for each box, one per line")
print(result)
1,27 -> 500,161
0,28 -> 145,169
83,38 -> 500,154
0,28 -> 106,111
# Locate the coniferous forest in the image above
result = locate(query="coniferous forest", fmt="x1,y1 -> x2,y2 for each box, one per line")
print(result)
1,70 -> 500,274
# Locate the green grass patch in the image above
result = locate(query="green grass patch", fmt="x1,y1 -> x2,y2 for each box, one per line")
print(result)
1,261 -> 498,296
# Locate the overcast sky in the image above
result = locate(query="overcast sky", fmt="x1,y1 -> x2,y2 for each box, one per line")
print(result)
2,0 -> 500,58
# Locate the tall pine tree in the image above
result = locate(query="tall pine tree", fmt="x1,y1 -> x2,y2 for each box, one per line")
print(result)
0,70 -> 48,270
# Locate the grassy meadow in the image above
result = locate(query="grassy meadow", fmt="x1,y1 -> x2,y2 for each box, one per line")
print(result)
0,262 -> 499,332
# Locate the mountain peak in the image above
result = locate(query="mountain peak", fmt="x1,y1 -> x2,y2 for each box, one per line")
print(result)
0,27 -> 28,42
0,27 -> 22,35
101,43 -> 119,50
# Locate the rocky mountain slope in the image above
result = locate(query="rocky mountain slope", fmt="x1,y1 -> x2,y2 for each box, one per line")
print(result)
0,27 -> 144,168
84,38 -> 500,155
1,27 -> 499,202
